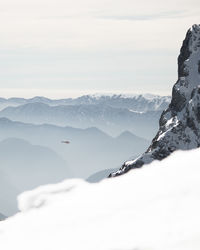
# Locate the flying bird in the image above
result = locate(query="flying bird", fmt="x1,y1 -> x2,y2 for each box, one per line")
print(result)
61,140 -> 70,144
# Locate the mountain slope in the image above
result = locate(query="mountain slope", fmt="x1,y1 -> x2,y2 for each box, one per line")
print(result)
110,24 -> 200,177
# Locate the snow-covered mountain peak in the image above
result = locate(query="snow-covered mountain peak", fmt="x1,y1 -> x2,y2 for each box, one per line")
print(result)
110,24 -> 200,177
86,92 -> 168,100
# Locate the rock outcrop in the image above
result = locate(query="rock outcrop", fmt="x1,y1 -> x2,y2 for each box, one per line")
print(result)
109,24 -> 200,177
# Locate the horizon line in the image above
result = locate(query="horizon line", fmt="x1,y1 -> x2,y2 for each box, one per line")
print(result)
0,88 -> 171,99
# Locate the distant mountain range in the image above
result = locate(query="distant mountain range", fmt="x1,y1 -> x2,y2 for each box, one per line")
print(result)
0,93 -> 168,215
0,94 -> 170,112
0,118 -> 149,179
0,94 -> 170,139
0,118 -> 150,215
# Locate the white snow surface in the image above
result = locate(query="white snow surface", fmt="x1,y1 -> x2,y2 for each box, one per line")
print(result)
0,149 -> 200,250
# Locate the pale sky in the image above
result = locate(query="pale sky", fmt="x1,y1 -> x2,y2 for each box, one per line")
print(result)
0,0 -> 200,98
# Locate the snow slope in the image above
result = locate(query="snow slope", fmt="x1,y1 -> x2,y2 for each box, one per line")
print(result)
0,149 -> 200,249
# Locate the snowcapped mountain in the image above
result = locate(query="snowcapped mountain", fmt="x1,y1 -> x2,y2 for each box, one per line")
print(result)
0,93 -> 170,139
0,94 -> 170,112
110,24 -> 200,177
65,93 -> 170,112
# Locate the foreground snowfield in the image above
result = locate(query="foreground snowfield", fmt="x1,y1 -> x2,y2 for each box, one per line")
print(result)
1,149 -> 200,250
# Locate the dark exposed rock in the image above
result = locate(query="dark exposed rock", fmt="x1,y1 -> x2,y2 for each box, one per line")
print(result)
178,29 -> 192,78
170,84 -> 187,112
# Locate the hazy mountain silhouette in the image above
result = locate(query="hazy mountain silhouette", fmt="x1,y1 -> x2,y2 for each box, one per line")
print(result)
0,102 -> 161,139
0,168 -> 19,216
0,93 -> 170,111
0,213 -> 6,221
0,118 -> 149,178
0,137 -> 72,215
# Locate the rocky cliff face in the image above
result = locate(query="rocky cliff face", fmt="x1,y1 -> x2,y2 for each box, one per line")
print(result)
109,24 -> 200,177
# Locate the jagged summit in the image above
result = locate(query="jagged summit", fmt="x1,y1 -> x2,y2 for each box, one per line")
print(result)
110,24 -> 200,177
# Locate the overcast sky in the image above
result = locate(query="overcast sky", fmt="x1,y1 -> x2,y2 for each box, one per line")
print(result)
0,0 -> 200,98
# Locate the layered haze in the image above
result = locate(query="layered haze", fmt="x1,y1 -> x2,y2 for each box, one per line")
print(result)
0,93 -> 169,215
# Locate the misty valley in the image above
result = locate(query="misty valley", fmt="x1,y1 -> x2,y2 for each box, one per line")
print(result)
0,93 -> 169,216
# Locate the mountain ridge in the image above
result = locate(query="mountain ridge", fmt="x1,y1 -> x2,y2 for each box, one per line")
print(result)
110,24 -> 200,177
0,102 -> 162,139
0,93 -> 170,112
0,117 -> 149,179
